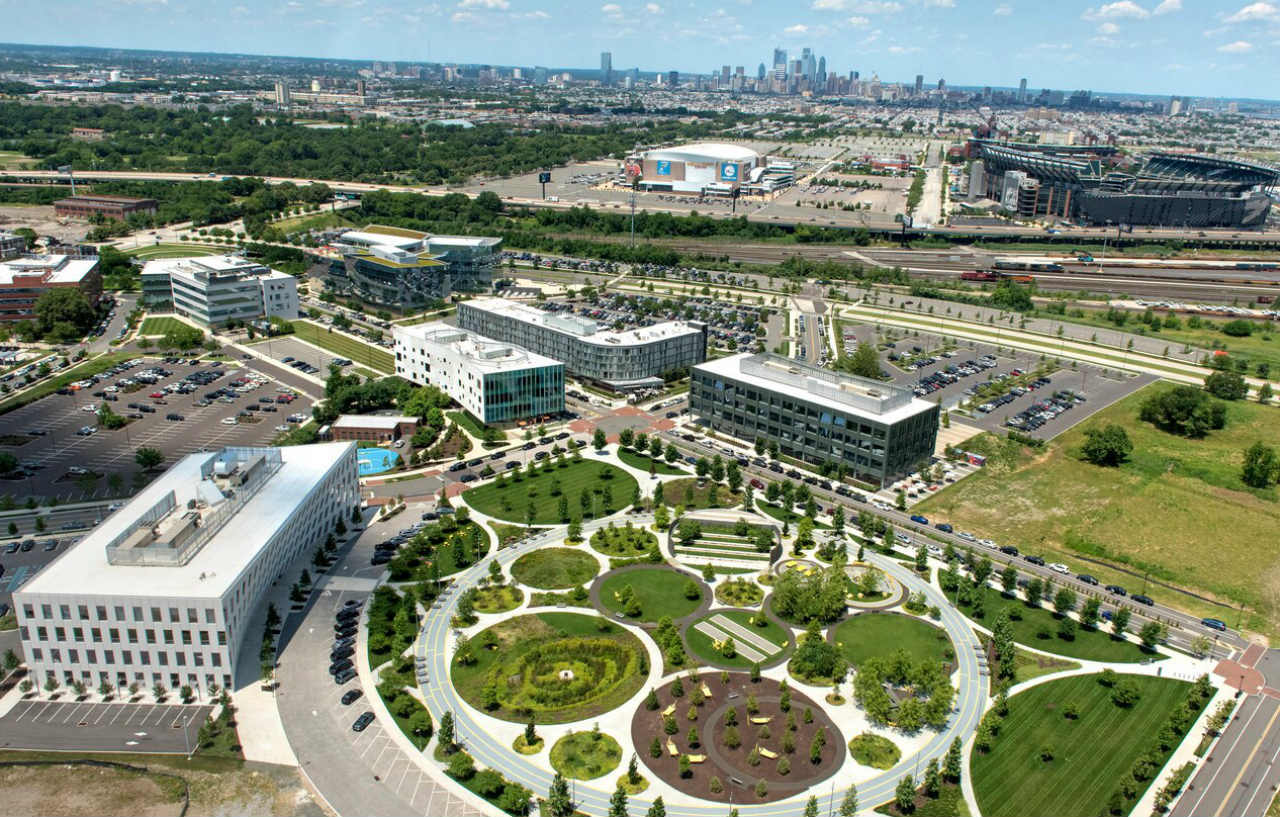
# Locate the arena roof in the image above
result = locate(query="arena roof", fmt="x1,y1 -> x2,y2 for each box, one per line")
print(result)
642,142 -> 761,163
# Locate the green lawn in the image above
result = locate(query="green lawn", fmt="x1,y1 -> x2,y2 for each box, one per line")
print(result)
138,317 -> 190,336
462,458 -> 638,525
473,584 -> 523,614
958,588 -> 1154,664
597,567 -> 704,622
290,320 -> 394,373
450,612 -> 646,723
446,410 -> 503,442
125,243 -> 223,260
274,210 -> 356,235
684,608 -> 790,669
510,548 -> 600,589
618,448 -> 688,475
758,501 -> 831,529
662,478 -> 743,510
832,613 -> 955,670
849,733 -> 901,770
918,382 -> 1280,634
549,730 -> 622,780
589,522 -> 657,557
972,674 -> 1198,817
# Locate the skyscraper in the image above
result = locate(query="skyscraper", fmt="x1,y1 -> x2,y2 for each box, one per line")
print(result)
600,52 -> 612,85
757,62 -> 766,80
772,48 -> 787,74
937,78 -> 946,91
1018,77 -> 1028,103
915,74 -> 923,95
666,70 -> 679,87
817,56 -> 826,86
721,65 -> 730,86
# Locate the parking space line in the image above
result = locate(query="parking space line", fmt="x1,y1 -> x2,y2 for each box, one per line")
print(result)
122,705 -> 143,725
106,704 -> 127,725
10,701 -> 33,722
33,701 -> 54,721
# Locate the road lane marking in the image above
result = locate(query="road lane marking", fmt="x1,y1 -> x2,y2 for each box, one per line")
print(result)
1209,697 -> 1279,816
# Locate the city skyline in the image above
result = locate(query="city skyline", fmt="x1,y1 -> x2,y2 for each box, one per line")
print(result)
4,0 -> 1280,99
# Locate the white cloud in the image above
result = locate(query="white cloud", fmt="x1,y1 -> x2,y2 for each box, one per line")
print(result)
644,2 -> 662,12
993,3 -> 1012,14
811,0 -> 902,10
924,0 -> 954,6
457,0 -> 507,7
1082,1 -> 1149,20
846,14 -> 870,24
1153,0 -> 1180,13
512,9 -> 549,19
887,44 -> 922,52
1224,2 -> 1277,22
601,1 -> 623,17
784,23 -> 809,33
450,10 -> 476,21
1218,39 -> 1254,51
1098,21 -> 1119,33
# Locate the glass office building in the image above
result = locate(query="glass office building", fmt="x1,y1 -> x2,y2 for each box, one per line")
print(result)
691,352 -> 939,487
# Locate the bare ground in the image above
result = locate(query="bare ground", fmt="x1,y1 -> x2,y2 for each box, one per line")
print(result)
0,205 -> 91,244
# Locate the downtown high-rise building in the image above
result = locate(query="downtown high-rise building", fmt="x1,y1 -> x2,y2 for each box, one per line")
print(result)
1018,77 -> 1028,103
600,52 -> 612,85
915,74 -> 923,95
757,62 -> 766,80
772,47 -> 787,74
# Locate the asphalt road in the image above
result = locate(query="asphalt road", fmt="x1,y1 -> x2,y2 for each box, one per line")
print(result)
1172,693 -> 1280,817
410,516 -> 987,817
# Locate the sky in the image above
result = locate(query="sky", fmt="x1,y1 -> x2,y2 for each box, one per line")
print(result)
6,0 -> 1280,98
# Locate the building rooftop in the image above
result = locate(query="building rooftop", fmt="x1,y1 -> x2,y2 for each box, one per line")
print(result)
331,414 -> 418,430
695,352 -> 936,425
17,443 -> 354,600
462,298 -> 704,347
0,254 -> 99,286
54,195 -> 156,206
645,142 -> 761,162
395,321 -> 562,372
140,255 -> 291,282
336,229 -> 425,251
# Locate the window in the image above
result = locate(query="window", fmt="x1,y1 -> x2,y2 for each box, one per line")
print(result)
186,608 -> 197,624
127,629 -> 137,644
204,609 -> 216,624
199,631 -> 209,646
91,628 -> 102,643
145,630 -> 156,644
54,627 -> 65,641
151,607 -> 162,623
22,604 -> 33,618
113,606 -> 125,621
31,648 -> 41,662
140,651 -> 150,666
168,608 -> 179,623
36,626 -> 47,641
181,631 -> 192,646
163,631 -> 174,645
78,605 -> 89,620
132,607 -> 143,621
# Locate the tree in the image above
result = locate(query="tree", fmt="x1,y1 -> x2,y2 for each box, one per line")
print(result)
1242,442 -> 1279,489
839,785 -> 859,817
646,796 -> 666,817
924,757 -> 941,798
896,774 -> 916,813
664,443 -> 679,464
844,341 -> 882,379
1053,588 -> 1077,615
618,428 -> 634,448
438,710 -> 456,751
1080,424 -> 1133,467
804,796 -> 820,817
1205,370 -> 1248,401
945,737 -> 963,782
1259,383 -> 1273,405
1080,597 -> 1101,630
33,287 -> 95,340
608,783 -> 628,817
447,750 -> 475,779
593,428 -> 607,450
1139,385 -> 1226,438
135,447 -> 164,470
1000,565 -> 1018,595
1140,621 -> 1165,650
1113,606 -> 1131,637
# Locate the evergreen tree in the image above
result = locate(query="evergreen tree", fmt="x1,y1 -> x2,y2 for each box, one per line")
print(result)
546,773 -> 573,817
608,783 -> 628,817
839,785 -> 859,817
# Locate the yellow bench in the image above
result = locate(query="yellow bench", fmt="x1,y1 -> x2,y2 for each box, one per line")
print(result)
701,683 -> 712,699
687,754 -> 707,763
757,746 -> 778,759
662,703 -> 676,717
750,716 -> 772,725
667,738 -> 679,756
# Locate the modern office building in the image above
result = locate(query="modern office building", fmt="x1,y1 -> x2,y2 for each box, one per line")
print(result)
53,195 -> 157,222
457,297 -> 706,390
393,322 -> 564,423
13,443 -> 359,695
327,228 -> 500,308
0,253 -> 102,323
690,353 -> 939,487
0,230 -> 30,260
140,255 -> 299,326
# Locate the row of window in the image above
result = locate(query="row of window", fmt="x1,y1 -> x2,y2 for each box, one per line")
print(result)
25,623 -> 226,648
29,646 -> 224,669
23,602 -> 216,625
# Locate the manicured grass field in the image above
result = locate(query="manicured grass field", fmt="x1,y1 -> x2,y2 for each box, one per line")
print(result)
972,674 -> 1195,817
510,548 -> 600,589
125,243 -> 222,260
848,732 -> 901,770
959,588 -> 1154,664
138,316 -> 190,336
684,608 -> 790,669
291,320 -> 394,373
549,730 -> 622,780
472,584 -> 523,614
832,613 -> 955,670
462,458 -> 638,525
662,478 -> 742,510
918,382 -> 1280,634
597,567 -> 704,622
618,448 -> 688,475
449,612 -> 645,724
589,522 -> 657,557
758,501 -> 831,529
446,410 -> 504,443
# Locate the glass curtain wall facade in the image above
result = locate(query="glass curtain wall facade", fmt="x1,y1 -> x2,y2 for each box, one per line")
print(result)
482,365 -> 565,424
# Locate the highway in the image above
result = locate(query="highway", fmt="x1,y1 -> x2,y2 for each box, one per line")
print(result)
411,513 -> 987,817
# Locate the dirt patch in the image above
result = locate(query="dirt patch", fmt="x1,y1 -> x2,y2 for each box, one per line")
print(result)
0,764 -> 182,817
0,205 -> 90,244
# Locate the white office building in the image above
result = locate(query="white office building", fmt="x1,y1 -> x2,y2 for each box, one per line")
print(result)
393,322 -> 564,424
13,443 -> 358,695
457,298 -> 706,390
140,255 -> 299,326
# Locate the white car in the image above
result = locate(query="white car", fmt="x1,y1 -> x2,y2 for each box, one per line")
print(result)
80,403 -> 98,412
977,538 -> 997,549
221,417 -> 237,426
275,424 -> 291,432
1049,562 -> 1071,575
927,544 -> 944,558
957,532 -> 976,542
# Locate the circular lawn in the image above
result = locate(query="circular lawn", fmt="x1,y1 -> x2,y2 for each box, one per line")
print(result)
831,612 -> 955,671
462,459 -> 638,524
511,548 -> 600,590
550,730 -> 622,780
597,567 -> 705,623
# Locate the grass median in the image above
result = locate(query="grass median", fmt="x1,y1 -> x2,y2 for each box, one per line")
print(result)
290,320 -> 394,373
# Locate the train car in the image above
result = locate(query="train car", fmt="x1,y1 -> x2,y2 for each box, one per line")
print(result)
993,258 -> 1065,272
960,270 -> 999,282
1235,262 -> 1279,271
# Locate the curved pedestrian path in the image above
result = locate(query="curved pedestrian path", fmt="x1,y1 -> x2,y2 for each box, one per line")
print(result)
412,518 -> 988,817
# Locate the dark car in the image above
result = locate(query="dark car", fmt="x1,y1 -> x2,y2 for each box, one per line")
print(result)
505,461 -> 519,470
459,473 -> 477,483
1024,555 -> 1045,566
166,413 -> 185,421
999,545 -> 1019,557
522,442 -> 536,451
370,552 -> 391,566
1131,594 -> 1155,606
341,689 -> 363,705
448,462 -> 466,472
910,514 -> 929,525
336,608 -> 359,622
333,668 -> 356,684
333,636 -> 356,650
935,523 -> 953,533
333,623 -> 357,637
1201,617 -> 1227,632
352,711 -> 375,732
19,540 -> 34,552
329,658 -> 354,675
1077,574 -> 1099,586
1105,584 -> 1127,596
331,645 -> 354,661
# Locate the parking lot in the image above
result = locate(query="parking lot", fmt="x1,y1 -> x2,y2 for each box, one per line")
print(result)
0,356 -> 313,501
841,323 -> 1155,439
0,699 -> 211,753
248,335 -> 351,378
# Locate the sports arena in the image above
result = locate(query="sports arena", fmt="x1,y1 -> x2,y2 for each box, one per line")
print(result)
628,143 -> 791,195
970,140 -> 1280,229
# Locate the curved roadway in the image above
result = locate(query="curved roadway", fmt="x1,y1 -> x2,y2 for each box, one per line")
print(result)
411,514 -> 986,816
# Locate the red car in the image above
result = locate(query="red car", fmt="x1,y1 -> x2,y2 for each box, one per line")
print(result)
749,478 -> 765,490
149,392 -> 165,399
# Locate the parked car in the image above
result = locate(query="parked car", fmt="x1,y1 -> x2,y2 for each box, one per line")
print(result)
341,689 -> 363,705
909,514 -> 929,525
934,523 -> 953,533
352,711 -> 375,732
334,668 -> 356,684
1201,618 -> 1227,632
1105,584 -> 1127,596
1076,574 -> 1099,586
1131,594 -> 1155,606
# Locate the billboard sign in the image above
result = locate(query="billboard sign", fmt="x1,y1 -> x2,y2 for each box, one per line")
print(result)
720,162 -> 739,182
538,171 -> 552,183
655,160 -> 671,176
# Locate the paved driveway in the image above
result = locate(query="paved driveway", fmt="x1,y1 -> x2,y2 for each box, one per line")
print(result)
0,699 -> 209,753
